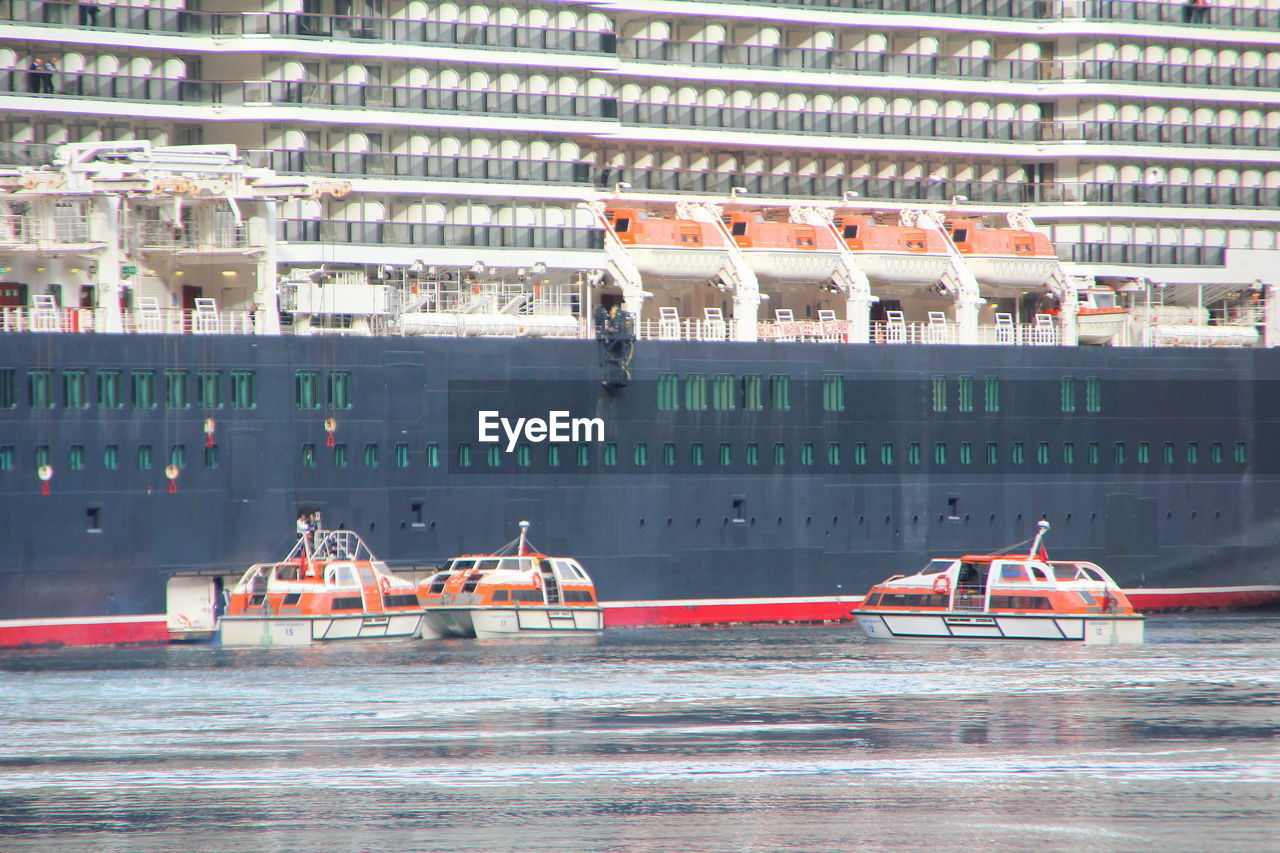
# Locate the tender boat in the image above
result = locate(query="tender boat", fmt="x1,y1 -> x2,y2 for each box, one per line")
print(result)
853,521 -> 1144,644
417,522 -> 604,639
220,529 -> 424,646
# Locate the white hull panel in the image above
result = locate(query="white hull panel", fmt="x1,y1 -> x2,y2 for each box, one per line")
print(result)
855,611 -> 1143,644
627,247 -> 730,281
853,253 -> 950,285
219,613 -> 423,646
743,249 -> 840,282
421,605 -> 603,639
965,256 -> 1058,289
1076,312 -> 1128,345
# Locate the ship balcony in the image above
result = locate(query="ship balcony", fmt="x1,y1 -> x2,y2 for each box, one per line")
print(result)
137,222 -> 253,254
245,149 -> 593,187
3,0 -> 617,54
0,213 -> 91,247
0,304 -> 255,335
1057,243 -> 1227,266
279,219 -> 605,252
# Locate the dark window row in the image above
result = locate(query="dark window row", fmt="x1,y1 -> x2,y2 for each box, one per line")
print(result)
301,442 -> 439,468
0,368 -> 256,410
0,443 -> 215,472
294,371 -> 353,410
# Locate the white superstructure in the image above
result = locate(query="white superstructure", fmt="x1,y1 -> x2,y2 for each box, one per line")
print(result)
1,0 -> 1277,345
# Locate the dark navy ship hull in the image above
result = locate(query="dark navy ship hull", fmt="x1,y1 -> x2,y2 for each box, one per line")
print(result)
2,333 -> 1279,644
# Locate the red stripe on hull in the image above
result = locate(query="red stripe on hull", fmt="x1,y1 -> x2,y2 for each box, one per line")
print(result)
1124,587 -> 1280,612
0,618 -> 169,649
603,598 -> 860,628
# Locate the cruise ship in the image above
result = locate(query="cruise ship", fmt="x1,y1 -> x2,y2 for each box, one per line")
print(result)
2,0 -> 1280,646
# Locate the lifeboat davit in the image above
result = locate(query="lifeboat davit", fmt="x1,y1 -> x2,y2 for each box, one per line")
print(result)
417,522 -> 603,639
604,207 -> 729,281
852,520 -> 1145,644
723,211 -> 841,282
945,218 -> 1059,290
221,529 -> 424,646
833,213 -> 951,287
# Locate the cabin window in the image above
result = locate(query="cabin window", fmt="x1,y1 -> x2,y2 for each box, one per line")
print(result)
931,377 -> 946,412
0,369 -> 13,408
230,370 -> 255,409
663,443 -> 676,466
295,371 -> 321,409
29,369 -> 54,409
730,221 -> 746,236
514,589 -> 545,603
103,444 -> 118,470
720,442 -> 732,466
544,444 -> 559,467
1113,442 -> 1125,464
603,443 -> 618,466
952,228 -> 968,242
1062,442 -> 1074,464
1160,442 -> 1173,464
1061,377 -> 1075,412
64,370 -> 89,409
657,374 -> 679,411
197,370 -> 221,409
986,442 -> 997,465
742,375 -> 763,410
333,442 -> 348,467
95,370 -> 122,409
843,224 -> 859,239
68,444 -> 85,471
746,443 -> 760,466
983,376 -> 999,412
576,443 -> 590,467
516,443 -> 531,467
327,371 -> 352,409
1138,442 -> 1150,464
907,442 -> 921,465
1085,377 -> 1101,412
131,370 -> 156,409
165,370 -> 188,409
691,442 -> 704,466
866,593 -> 881,606
1037,442 -> 1049,464
822,376 -> 844,412
426,443 -> 440,467
302,443 -> 316,468
999,564 -> 1029,581
957,376 -> 973,412
35,445 -> 49,470
934,443 -> 946,465
684,374 -> 707,411
881,442 -> 893,465
497,558 -> 528,571
170,444 -> 185,469
1211,442 -> 1223,464
205,445 -> 219,469
854,442 -> 868,466
633,442 -> 647,467
486,445 -> 500,468
959,442 -> 972,465
712,374 -> 736,411
828,442 -> 840,466
1235,442 -> 1247,463
0,445 -> 12,471
1012,442 -> 1024,465
769,375 -> 790,411
1186,442 -> 1199,464
564,589 -> 596,603
137,443 -> 152,470
613,217 -> 630,233
364,443 -> 379,468
1088,442 -> 1100,464
490,589 -> 510,602
395,443 -> 410,468
773,442 -> 786,466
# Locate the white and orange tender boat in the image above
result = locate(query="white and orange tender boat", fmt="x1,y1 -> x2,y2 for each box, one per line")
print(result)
220,529 -> 423,646
417,522 -> 603,639
853,521 -> 1144,644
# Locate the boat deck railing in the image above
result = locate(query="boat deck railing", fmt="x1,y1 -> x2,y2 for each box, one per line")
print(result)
0,305 -> 256,335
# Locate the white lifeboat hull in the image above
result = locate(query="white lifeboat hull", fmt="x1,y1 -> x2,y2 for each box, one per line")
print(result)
963,256 -> 1059,289
741,249 -> 840,282
854,611 -> 1144,644
852,252 -> 950,286
625,247 -> 730,281
1076,309 -> 1129,345
421,605 -> 603,639
219,612 -> 424,646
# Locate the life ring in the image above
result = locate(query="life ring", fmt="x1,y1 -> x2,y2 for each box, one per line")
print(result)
932,574 -> 951,595
379,576 -> 392,595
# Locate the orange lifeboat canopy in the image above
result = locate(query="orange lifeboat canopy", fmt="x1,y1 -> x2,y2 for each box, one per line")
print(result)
723,211 -> 839,251
604,207 -> 719,248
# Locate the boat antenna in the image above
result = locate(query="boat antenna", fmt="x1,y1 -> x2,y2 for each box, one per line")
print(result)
518,520 -> 530,556
1029,519 -> 1050,561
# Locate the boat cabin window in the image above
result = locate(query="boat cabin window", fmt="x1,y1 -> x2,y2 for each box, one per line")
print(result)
957,561 -> 987,586
449,559 -> 476,572
426,572 -> 450,594
919,559 -> 953,575
273,565 -> 301,581
490,589 -> 510,602
951,228 -> 968,242
514,589 -> 545,603
613,218 -> 630,233
325,565 -> 357,587
497,558 -> 530,571
552,559 -> 588,580
998,563 -> 1030,582
730,221 -> 747,236
475,558 -> 501,571
842,224 -> 859,239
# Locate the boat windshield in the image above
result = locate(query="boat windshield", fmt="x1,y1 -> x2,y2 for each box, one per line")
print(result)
919,559 -> 953,575
497,557 -> 531,571
552,558 -> 588,580
449,559 -> 477,572
475,558 -> 501,571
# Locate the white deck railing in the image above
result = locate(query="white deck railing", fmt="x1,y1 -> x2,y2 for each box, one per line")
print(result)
0,306 -> 255,335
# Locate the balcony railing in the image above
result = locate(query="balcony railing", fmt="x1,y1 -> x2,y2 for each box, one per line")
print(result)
0,305 -> 255,334
2,0 -> 617,52
246,149 -> 593,185
0,212 -> 91,244
279,220 -> 605,251
1057,243 -> 1227,266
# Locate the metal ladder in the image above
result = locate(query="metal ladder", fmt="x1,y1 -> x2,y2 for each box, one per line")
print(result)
542,568 -> 561,605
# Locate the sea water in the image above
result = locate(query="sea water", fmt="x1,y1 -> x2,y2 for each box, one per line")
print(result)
1,615 -> 1277,852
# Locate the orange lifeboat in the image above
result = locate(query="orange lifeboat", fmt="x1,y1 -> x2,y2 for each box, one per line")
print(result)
221,528 -> 423,646
418,521 -> 603,639
943,218 -> 1059,289
852,520 -> 1144,644
603,207 -> 728,281
722,211 -> 841,281
832,213 -> 951,287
